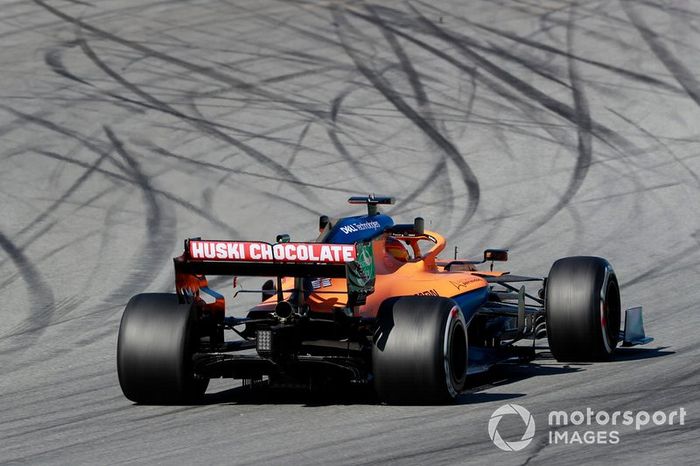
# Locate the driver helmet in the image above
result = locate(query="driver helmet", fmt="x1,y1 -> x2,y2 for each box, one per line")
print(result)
385,236 -> 409,262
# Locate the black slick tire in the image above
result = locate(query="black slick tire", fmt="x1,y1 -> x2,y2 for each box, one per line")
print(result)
545,256 -> 621,362
117,293 -> 209,404
372,296 -> 468,404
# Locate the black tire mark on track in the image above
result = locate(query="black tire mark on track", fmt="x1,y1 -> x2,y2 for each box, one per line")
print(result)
176,84 -> 316,145
0,232 -> 55,339
398,5 -> 634,155
14,148 -> 111,238
28,148 -> 241,237
582,0 -> 700,53
637,0 -> 700,19
33,0 -> 329,120
363,5 -> 654,185
330,88 -> 352,123
368,5 -> 649,247
475,0 -> 668,54
201,186 -> 214,212
0,104 -> 114,166
286,121 -> 311,170
508,8 -> 594,244
474,19 -> 679,92
324,65 -> 395,188
394,5 -> 654,233
180,89 -> 327,158
326,129 -> 374,187
147,144 -> 350,220
622,232 -> 700,289
0,190 -> 122,295
341,7 -> 638,210
82,194 -> 128,293
481,38 -> 570,88
0,223 -> 105,294
44,41 -> 90,85
354,6 -> 590,234
0,104 -> 239,237
150,145 -> 322,218
324,66 -> 404,186
536,2 -> 576,46
48,41 -> 323,235
621,0 -> 700,107
333,7 -> 480,229
257,190 -> 321,217
63,0 -> 93,6
147,144 -> 357,195
76,38 -> 319,202
608,108 -> 700,187
367,5 -> 455,231
407,1 -> 680,92
391,4 -> 573,90
102,126 -> 176,303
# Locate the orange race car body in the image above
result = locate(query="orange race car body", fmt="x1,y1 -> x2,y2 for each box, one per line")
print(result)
117,195 -> 652,404
253,230 -> 492,319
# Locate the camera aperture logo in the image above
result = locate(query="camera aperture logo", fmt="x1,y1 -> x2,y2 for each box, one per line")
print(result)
488,404 -> 536,451
489,404 -> 687,451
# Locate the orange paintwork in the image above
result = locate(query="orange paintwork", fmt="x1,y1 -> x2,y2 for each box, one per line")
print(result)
260,230 -> 489,318
174,269 -> 225,318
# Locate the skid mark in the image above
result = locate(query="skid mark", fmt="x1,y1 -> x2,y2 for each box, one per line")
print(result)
102,126 -> 176,302
622,0 -> 700,107
147,144 -> 357,195
0,231 -> 55,339
333,6 -> 480,229
77,37 -> 319,203
506,7 -> 594,243
366,5 -> 456,233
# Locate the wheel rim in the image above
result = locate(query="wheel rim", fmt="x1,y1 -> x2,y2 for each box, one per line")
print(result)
601,278 -> 621,351
441,306 -> 468,398
447,319 -> 467,388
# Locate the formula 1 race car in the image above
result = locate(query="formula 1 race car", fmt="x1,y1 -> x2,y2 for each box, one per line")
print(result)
117,195 -> 652,404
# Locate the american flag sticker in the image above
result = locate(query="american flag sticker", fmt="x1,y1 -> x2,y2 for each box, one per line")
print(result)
311,278 -> 332,289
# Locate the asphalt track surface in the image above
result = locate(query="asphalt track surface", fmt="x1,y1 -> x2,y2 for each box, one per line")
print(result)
2,0 -> 700,464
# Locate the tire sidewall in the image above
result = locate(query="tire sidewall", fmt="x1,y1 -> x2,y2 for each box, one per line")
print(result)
117,293 -> 207,403
442,305 -> 467,398
373,296 -> 468,403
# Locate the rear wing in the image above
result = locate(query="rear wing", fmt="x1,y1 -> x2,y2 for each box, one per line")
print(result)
174,239 -> 375,311
176,240 -> 355,277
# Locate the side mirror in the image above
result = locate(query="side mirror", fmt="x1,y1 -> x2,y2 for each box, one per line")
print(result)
484,249 -> 508,262
319,215 -> 330,232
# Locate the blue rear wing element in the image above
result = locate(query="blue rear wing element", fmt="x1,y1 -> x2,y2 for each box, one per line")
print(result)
326,214 -> 394,244
348,195 -> 395,205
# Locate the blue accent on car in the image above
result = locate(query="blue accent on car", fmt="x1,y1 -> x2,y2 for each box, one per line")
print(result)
200,286 -> 223,300
467,346 -> 501,375
326,214 -> 394,244
452,286 -> 489,322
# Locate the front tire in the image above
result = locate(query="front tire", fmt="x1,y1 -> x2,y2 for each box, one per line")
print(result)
372,296 -> 468,404
117,293 -> 209,404
545,256 -> 621,362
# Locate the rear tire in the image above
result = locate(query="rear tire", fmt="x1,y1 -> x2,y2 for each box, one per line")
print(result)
545,257 -> 621,362
117,293 -> 209,404
372,296 -> 468,404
